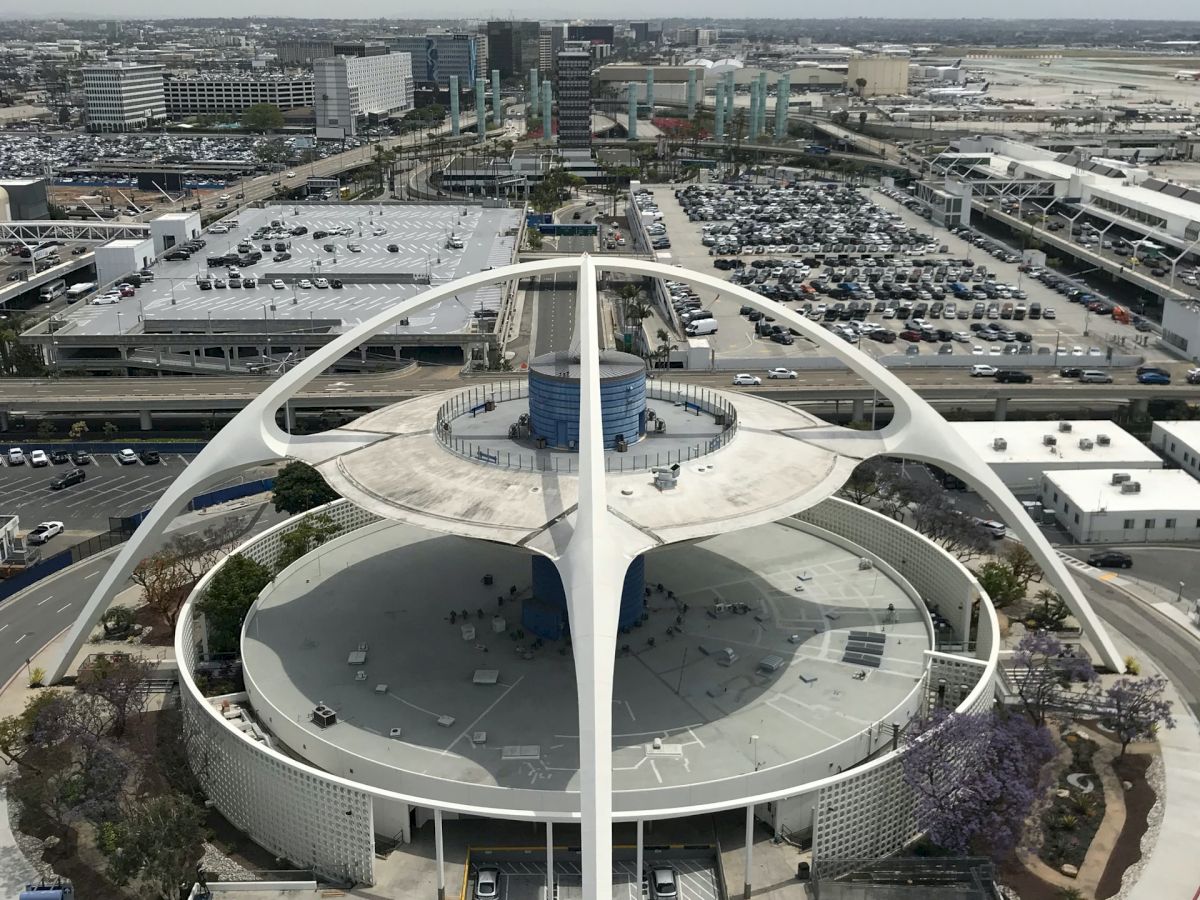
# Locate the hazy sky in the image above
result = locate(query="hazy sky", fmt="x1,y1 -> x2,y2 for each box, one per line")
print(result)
27,2 -> 1200,20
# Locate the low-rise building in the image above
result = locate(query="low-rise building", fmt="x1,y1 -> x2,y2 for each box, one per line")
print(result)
951,420 -> 1161,495
163,74 -> 314,117
1150,420 -> 1200,475
1041,468 -> 1200,544
847,56 -> 910,97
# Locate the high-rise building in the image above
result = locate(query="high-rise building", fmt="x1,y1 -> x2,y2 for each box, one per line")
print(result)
314,52 -> 413,137
555,41 -> 592,150
567,25 -> 615,45
630,22 -> 650,43
388,33 -> 480,91
486,20 -> 540,79
539,24 -> 566,78
276,40 -> 387,67
82,62 -> 165,133
162,74 -> 314,117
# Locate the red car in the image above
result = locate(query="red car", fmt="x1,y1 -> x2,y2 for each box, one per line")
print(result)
119,285 -> 135,297
898,329 -> 922,342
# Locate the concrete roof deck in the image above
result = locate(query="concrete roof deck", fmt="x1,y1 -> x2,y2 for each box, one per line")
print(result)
1044,467 -> 1200,513
64,203 -> 521,337
319,385 -> 861,554
951,420 -> 1161,467
242,520 -> 929,796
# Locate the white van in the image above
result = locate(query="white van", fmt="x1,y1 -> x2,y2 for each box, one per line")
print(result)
685,319 -> 719,336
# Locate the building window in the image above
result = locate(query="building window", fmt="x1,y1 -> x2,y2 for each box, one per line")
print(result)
1165,518 -> 1177,528
1074,513 -> 1080,524
1123,518 -> 1135,529
1052,491 -> 1058,503
1145,518 -> 1156,529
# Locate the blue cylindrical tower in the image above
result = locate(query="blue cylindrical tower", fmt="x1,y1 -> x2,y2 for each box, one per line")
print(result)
528,350 -> 646,450
526,553 -> 646,640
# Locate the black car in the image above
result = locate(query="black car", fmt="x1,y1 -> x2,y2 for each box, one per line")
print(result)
139,450 -> 161,465
1136,365 -> 1170,378
330,279 -> 343,289
387,244 -> 399,252
49,450 -> 71,465
994,369 -> 1033,384
50,468 -> 86,490
1059,367 -> 1083,378
291,226 -> 308,236
163,250 -> 190,261
1087,550 -> 1132,569
71,450 -> 91,465
313,230 -> 328,240
273,252 -> 291,262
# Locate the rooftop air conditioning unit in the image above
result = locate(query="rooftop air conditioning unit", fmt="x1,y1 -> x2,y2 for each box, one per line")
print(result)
1120,481 -> 1142,494
1058,421 -> 1073,433
1111,472 -> 1131,485
1043,434 -> 1057,446
992,437 -> 1008,451
1096,434 -> 1111,446
1078,438 -> 1094,450
312,704 -> 338,728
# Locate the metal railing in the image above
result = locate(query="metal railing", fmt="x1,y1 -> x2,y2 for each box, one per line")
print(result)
434,379 -> 738,473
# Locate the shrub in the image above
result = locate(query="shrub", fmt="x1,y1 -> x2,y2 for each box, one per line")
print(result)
1124,655 -> 1141,675
27,667 -> 45,688
1057,813 -> 1078,831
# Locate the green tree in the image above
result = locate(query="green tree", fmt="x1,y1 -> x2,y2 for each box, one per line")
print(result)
102,420 -> 119,438
37,419 -> 56,439
275,514 -> 338,573
973,560 -> 1025,609
69,420 -> 89,439
253,138 -> 289,166
832,109 -> 850,127
196,554 -> 272,655
241,103 -> 284,132
272,461 -> 338,514
854,77 -> 868,97
1003,543 -> 1044,592
107,794 -> 205,900
618,283 -> 652,328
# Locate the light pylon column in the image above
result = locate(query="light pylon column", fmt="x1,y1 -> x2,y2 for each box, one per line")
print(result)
475,77 -> 487,143
686,68 -> 696,119
713,82 -> 725,141
434,809 -> 445,900
491,69 -> 502,127
449,76 -> 460,137
541,82 -> 553,141
774,74 -> 790,140
627,85 -> 638,141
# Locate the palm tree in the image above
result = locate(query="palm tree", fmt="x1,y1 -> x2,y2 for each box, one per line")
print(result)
618,283 -> 652,329
854,77 -> 868,97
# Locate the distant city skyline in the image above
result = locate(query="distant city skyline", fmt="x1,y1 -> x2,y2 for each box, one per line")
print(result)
22,4 -> 1200,21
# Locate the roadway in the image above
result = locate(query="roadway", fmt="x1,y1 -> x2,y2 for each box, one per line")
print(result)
532,272 -> 578,356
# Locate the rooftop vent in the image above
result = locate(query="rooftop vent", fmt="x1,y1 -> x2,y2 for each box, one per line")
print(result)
1120,481 -> 1142,494
1096,434 -> 1111,446
1078,438 -> 1094,451
1058,421 -> 1073,433
1043,434 -> 1058,446
992,437 -> 1008,451
1111,472 -> 1131,485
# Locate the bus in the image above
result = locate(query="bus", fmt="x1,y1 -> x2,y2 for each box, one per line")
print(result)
65,282 -> 95,303
38,279 -> 67,302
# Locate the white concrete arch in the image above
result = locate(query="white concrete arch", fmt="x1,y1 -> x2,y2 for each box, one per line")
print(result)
51,253 -> 1121,900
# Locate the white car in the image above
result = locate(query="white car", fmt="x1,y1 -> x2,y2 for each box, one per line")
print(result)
347,243 -> 363,253
952,332 -> 971,343
1088,347 -> 1102,357
209,225 -> 228,234
117,448 -> 138,465
971,345 -> 984,356
272,279 -> 286,289
988,346 -> 1003,356
297,279 -> 313,289
27,521 -> 64,545
732,373 -> 762,386
91,292 -> 121,305
314,277 -> 330,289
1071,346 -> 1084,356
29,450 -> 49,467
1043,308 -> 1057,320
474,867 -> 499,899
767,367 -> 797,379
970,364 -> 998,377
7,448 -> 25,465
286,171 -> 296,178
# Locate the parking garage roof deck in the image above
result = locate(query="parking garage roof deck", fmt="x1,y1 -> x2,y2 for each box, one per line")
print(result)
55,203 -> 523,337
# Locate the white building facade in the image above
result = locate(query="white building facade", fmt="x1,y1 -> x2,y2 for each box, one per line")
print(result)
162,74 -> 314,116
82,63 -> 165,133
1150,420 -> 1200,474
314,52 -> 414,137
1041,468 -> 1200,544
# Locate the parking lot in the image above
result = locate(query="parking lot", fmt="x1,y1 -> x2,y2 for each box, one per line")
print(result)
652,177 -> 1164,376
0,450 -> 196,538
66,203 -> 522,336
466,855 -> 720,900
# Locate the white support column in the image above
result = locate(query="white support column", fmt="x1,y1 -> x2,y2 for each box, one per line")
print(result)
546,821 -> 554,900
743,805 -> 754,900
435,809 -> 445,900
635,819 -> 644,893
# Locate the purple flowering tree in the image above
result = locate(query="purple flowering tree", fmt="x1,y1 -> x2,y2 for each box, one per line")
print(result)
1104,674 -> 1176,757
1011,631 -> 1097,727
901,709 -> 1055,860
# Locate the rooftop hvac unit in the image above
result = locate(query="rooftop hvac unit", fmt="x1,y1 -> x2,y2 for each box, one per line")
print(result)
1111,472 -> 1131,485
1120,481 -> 1142,494
1096,434 -> 1111,446
1043,434 -> 1057,446
1058,421 -> 1073,433
1078,438 -> 1094,450
312,704 -> 338,728
992,437 -> 1008,451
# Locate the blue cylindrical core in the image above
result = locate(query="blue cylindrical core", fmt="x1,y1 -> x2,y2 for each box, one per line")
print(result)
525,554 -> 646,640
528,350 -> 647,450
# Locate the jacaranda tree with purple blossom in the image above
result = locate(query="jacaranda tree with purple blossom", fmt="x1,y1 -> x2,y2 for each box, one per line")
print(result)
1011,631 -> 1097,727
901,709 -> 1055,861
1104,674 -> 1176,757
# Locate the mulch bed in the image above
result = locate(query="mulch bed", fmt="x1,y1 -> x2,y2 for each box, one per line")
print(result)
998,857 -> 1060,900
1039,735 -> 1106,871
1095,754 -> 1155,899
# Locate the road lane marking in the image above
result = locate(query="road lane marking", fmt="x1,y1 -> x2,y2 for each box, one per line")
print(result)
0,624 -> 8,632
84,571 -> 100,579
36,595 -> 53,606
57,603 -> 71,613
15,634 -> 26,644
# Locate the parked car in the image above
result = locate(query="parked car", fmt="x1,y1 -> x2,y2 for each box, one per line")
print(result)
139,450 -> 161,464
649,867 -> 679,900
732,373 -> 762,386
6,448 -> 25,465
330,279 -> 343,289
70,450 -> 91,465
474,867 -> 500,900
117,448 -> 138,465
387,244 -> 399,252
1088,549 -> 1133,569
50,468 -> 86,490
27,521 -> 64,544
49,450 -> 70,465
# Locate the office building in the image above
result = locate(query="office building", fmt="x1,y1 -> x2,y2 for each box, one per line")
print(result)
388,33 -> 480,91
556,41 -> 593,150
275,39 -> 387,67
1041,468 -> 1200,544
631,22 -> 650,43
567,25 -> 615,46
314,53 -> 414,137
162,74 -> 314,117
82,62 -> 165,133
486,20 -> 540,79
539,24 -> 566,78
673,27 -> 717,47
847,56 -> 910,97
